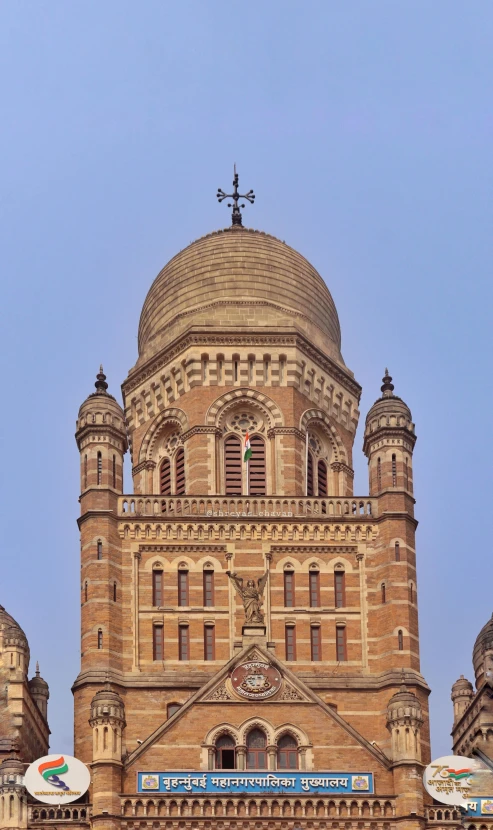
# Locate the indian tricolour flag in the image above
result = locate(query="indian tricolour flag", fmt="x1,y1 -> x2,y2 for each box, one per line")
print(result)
244,431 -> 252,462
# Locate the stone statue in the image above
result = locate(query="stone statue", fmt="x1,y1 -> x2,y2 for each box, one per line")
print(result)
226,570 -> 269,624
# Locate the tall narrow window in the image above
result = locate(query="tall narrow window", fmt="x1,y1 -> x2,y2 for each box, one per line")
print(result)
248,435 -> 266,496
392,454 -> 397,487
84,581 -> 88,602
112,455 -> 116,488
404,457 -> 409,490
248,355 -> 255,384
178,570 -> 189,607
336,625 -> 347,661
153,625 -> 163,661
178,625 -> 189,660
409,584 -> 414,604
217,355 -> 223,383
334,571 -> 345,608
153,569 -> 163,606
97,451 -> 102,485
84,455 -> 87,489
309,570 -> 320,608
97,540 -> 102,560
311,625 -> 322,661
317,460 -> 328,496
307,450 -> 314,497
398,630 -> 404,650
233,355 -> 239,383
395,542 -> 401,562
160,458 -> 171,495
284,570 -> 295,607
285,625 -> 296,661
381,583 -> 386,604
113,582 -> 117,602
377,457 -> 382,492
175,447 -> 185,495
204,625 -> 215,660
202,354 -> 208,382
263,356 -> 270,383
225,435 -> 242,495
97,629 -> 103,649
215,735 -> 236,770
203,570 -> 214,607
246,729 -> 267,769
279,356 -> 286,385
277,734 -> 298,769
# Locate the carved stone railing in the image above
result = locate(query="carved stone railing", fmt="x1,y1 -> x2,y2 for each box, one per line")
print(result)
425,807 -> 462,823
28,804 -> 90,823
119,496 -> 377,520
120,794 -> 395,820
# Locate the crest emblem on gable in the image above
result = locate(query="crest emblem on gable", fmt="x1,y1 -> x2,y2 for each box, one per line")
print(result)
231,662 -> 281,700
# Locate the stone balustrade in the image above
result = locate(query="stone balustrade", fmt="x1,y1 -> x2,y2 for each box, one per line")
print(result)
119,496 -> 377,520
29,805 -> 90,823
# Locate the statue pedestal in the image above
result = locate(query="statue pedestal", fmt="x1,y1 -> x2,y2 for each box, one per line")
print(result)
242,624 -> 266,637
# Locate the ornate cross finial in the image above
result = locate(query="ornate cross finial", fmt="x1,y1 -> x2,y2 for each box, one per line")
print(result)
217,165 -> 255,226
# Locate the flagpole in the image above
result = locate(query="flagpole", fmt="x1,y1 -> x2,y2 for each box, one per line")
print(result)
246,458 -> 249,497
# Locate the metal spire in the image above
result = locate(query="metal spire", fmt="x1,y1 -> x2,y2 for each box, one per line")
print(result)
217,164 -> 255,226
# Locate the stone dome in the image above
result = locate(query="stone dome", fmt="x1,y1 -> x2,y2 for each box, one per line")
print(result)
473,612 -> 493,685
386,684 -> 423,726
137,226 -> 344,367
90,686 -> 125,725
0,605 -> 28,654
77,368 -> 125,432
452,675 -> 474,694
0,757 -> 25,787
364,370 -> 414,437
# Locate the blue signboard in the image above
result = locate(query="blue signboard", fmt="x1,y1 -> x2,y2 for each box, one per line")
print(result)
138,771 -> 373,795
462,798 -> 493,817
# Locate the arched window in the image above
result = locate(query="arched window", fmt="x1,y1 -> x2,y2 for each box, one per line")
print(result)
277,734 -> 298,769
381,583 -> 386,604
97,629 -> 103,649
334,570 -> 345,608
160,458 -> 171,495
215,734 -> 236,770
248,435 -> 266,495
153,569 -> 163,606
203,569 -> 214,607
409,583 -> 414,604
317,460 -> 328,496
175,447 -> 185,495
97,451 -> 102,485
284,569 -> 295,607
97,540 -> 103,560
112,455 -> 116,488
398,630 -> 404,650
167,703 -> 181,718
309,569 -> 320,607
377,457 -> 382,492
246,728 -> 267,769
307,450 -> 314,497
395,541 -> 401,562
392,454 -> 397,487
225,435 -> 242,495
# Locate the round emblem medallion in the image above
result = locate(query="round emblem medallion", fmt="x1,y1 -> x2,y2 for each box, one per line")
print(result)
231,662 -> 282,700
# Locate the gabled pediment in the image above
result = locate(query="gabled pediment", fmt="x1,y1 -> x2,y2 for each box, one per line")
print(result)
125,643 -> 391,770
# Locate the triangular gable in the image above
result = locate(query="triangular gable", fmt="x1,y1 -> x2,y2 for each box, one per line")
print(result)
125,643 -> 391,770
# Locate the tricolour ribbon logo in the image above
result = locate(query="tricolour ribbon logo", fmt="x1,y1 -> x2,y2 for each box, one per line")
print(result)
38,756 -> 70,791
446,768 -> 472,781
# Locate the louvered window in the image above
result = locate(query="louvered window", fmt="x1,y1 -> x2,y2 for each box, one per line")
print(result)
203,570 -> 214,607
317,460 -> 328,496
311,625 -> 322,661
309,571 -> 320,607
97,629 -> 103,649
178,570 -> 189,607
178,625 -> 189,660
334,571 -> 345,608
248,435 -> 266,495
307,451 -> 314,496
392,454 -> 397,487
225,435 -> 242,495
175,447 -> 185,495
284,571 -> 295,607
153,570 -> 163,606
153,626 -> 163,661
97,452 -> 102,485
285,626 -> 296,661
204,625 -> 215,660
336,626 -> 347,661
377,457 -> 382,491
160,458 -> 172,495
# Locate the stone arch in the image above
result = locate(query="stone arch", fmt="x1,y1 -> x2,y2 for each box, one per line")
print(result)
139,408 -> 189,464
300,408 -> 346,463
238,716 -> 275,745
274,722 -> 309,746
206,388 -> 284,429
204,723 -> 240,745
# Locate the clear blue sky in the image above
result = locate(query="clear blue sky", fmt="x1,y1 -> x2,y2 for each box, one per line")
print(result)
0,1 -> 491,759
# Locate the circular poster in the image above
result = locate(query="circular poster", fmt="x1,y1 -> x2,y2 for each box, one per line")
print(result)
24,754 -> 90,805
231,661 -> 282,700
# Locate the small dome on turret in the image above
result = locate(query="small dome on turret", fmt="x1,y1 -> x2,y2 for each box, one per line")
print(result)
473,612 -> 493,687
452,675 -> 474,694
387,683 -> 423,725
76,367 -> 125,435
90,685 -> 126,724
0,756 -> 25,787
0,605 -> 30,665
364,370 -> 415,437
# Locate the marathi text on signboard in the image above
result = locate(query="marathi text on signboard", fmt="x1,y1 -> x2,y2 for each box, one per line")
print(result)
138,771 -> 373,795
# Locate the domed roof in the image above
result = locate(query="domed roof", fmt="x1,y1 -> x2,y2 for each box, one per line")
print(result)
451,675 -> 474,694
473,613 -> 493,680
0,605 -> 28,646
137,226 -> 344,366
